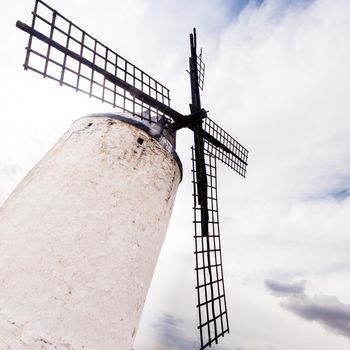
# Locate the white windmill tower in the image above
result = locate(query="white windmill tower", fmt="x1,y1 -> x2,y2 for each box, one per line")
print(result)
0,1 -> 248,349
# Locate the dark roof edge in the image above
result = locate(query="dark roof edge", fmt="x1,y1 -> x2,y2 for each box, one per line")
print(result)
82,112 -> 183,181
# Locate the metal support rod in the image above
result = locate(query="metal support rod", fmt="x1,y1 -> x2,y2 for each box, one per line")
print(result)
189,28 -> 208,236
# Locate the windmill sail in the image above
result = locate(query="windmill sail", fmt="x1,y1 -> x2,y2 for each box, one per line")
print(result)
204,118 -> 248,177
191,147 -> 229,349
188,28 -> 249,349
188,28 -> 229,349
16,0 -> 172,123
197,48 -> 205,91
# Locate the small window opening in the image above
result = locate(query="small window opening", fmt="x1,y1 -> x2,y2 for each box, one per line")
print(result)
137,137 -> 144,145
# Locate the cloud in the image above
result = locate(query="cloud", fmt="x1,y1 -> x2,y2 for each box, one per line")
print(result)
150,313 -> 193,350
266,279 -> 350,338
283,295 -> 350,338
330,188 -> 350,201
265,279 -> 306,296
147,312 -> 235,350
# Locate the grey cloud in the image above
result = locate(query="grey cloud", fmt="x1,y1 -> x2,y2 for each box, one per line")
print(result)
332,188 -> 350,201
150,313 -> 193,350
227,345 -> 278,350
231,347 -> 278,350
149,312 -> 233,350
266,278 -> 350,338
265,279 -> 306,296
308,186 -> 350,202
282,295 -> 350,338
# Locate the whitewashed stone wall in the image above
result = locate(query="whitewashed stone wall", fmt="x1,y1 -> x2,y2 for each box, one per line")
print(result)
0,115 -> 181,350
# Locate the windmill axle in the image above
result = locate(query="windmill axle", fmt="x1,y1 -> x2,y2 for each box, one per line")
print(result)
170,108 -> 207,131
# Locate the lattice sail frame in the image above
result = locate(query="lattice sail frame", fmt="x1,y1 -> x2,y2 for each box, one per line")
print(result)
191,147 -> 229,349
23,0 -> 170,123
197,48 -> 205,91
204,118 -> 248,177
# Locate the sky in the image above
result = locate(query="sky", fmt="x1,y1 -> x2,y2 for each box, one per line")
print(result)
1,0 -> 350,349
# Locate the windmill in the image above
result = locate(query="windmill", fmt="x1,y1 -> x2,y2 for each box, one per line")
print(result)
13,0 -> 249,349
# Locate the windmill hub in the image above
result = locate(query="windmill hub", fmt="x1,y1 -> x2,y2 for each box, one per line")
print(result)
171,108 -> 207,131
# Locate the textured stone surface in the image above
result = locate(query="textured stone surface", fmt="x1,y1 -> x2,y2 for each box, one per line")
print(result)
0,116 -> 181,350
